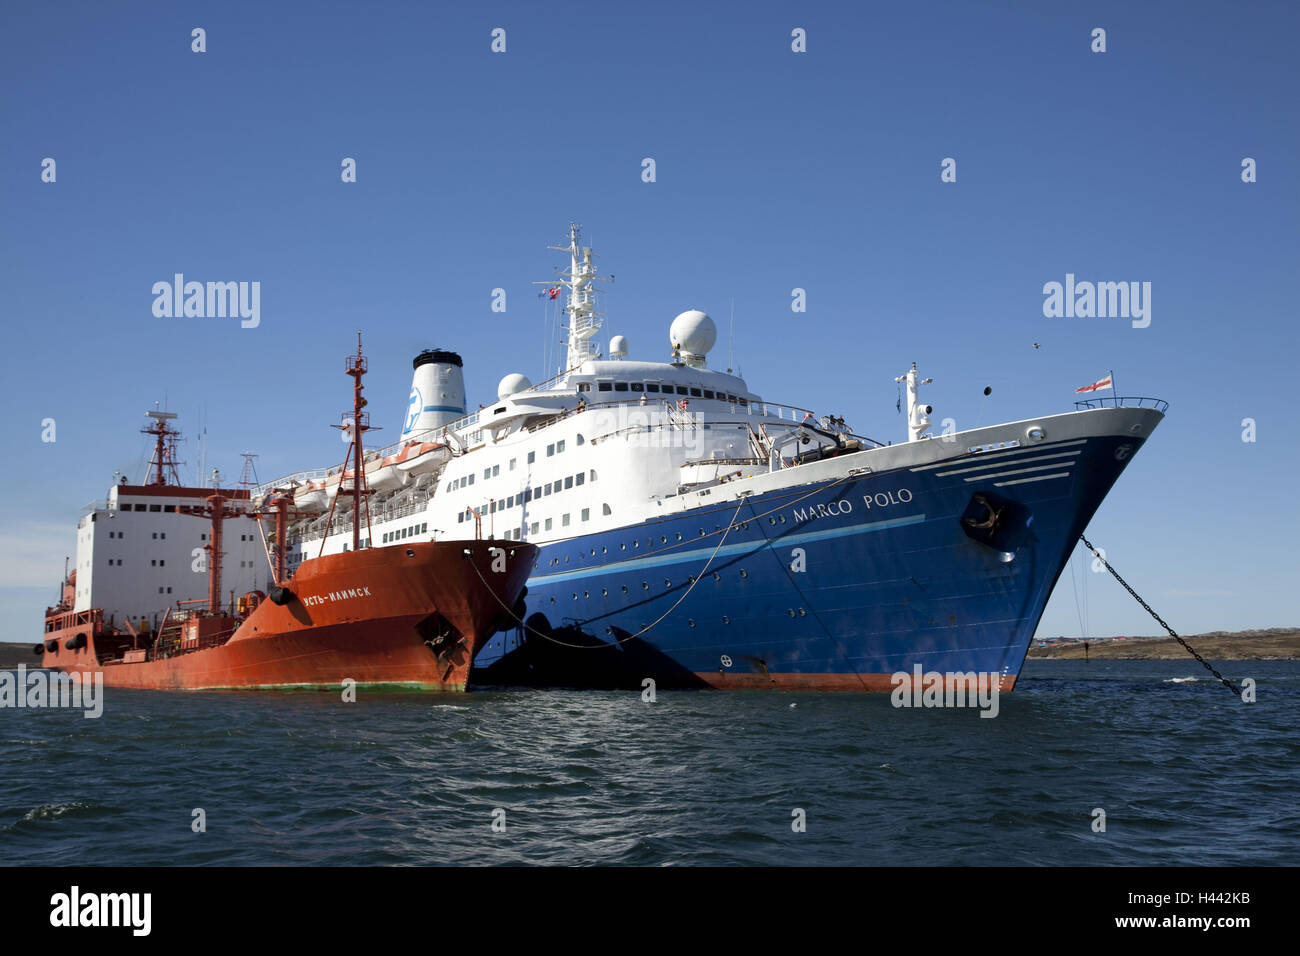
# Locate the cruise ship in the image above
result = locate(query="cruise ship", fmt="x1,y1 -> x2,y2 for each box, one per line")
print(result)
258,224 -> 1166,691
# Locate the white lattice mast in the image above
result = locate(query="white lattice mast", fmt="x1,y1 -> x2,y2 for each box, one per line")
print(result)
542,223 -> 609,378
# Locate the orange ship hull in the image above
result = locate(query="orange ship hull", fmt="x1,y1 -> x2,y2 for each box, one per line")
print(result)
39,541 -> 535,692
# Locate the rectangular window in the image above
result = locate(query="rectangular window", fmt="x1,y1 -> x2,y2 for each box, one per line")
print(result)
544,518 -> 553,531
630,383 -> 643,392
557,440 -> 565,453
152,532 -> 157,539
493,464 -> 500,477
614,382 -> 629,392
484,468 -> 491,479
575,473 -> 584,486
646,383 -> 660,393
676,386 -> 689,395
547,443 -> 555,457
524,488 -> 532,503
469,474 -> 475,485
690,388 -> 702,397
530,522 -> 539,534
527,451 -> 536,464
149,504 -> 161,512
597,382 -> 612,392
135,504 -> 146,511
509,458 -> 516,471
564,476 -> 573,489
164,505 -> 176,513
457,514 -> 463,524
507,495 -> 514,508
703,390 -> 715,399
581,508 -> 590,521
562,514 -> 570,527
578,383 -> 591,392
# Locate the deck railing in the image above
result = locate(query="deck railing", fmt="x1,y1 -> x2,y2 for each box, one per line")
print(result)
1073,395 -> 1169,412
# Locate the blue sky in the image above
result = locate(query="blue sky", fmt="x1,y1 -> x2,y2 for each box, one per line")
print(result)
1,0 -> 1296,642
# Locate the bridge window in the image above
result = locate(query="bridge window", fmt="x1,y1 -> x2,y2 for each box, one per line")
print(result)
614,382 -> 629,392
646,383 -> 660,393
703,390 -> 715,399
630,383 -> 643,392
675,386 -> 688,395
689,388 -> 702,397
597,382 -> 612,392
578,383 -> 591,392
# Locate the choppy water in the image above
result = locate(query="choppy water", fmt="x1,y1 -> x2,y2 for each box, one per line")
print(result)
2,660 -> 1296,865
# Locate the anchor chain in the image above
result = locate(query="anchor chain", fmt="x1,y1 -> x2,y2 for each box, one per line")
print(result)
1080,534 -> 1240,696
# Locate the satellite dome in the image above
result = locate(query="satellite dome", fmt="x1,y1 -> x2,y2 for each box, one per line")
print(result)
609,335 -> 629,358
670,310 -> 717,359
497,373 -> 533,400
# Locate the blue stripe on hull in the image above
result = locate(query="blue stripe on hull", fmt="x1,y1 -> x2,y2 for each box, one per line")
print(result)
472,434 -> 1144,689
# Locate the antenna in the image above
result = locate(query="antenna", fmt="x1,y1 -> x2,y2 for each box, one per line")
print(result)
728,298 -> 735,373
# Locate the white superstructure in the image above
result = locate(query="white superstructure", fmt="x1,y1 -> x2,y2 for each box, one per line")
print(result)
259,224 -> 871,566
71,476 -> 268,632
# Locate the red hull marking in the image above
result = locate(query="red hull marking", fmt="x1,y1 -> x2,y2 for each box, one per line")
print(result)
41,541 -> 534,692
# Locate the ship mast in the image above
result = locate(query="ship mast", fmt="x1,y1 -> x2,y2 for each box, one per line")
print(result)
543,223 -> 610,379
142,410 -> 183,486
322,332 -> 376,553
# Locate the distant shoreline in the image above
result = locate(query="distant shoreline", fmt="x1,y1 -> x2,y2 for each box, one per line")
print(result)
1026,628 -> 1299,661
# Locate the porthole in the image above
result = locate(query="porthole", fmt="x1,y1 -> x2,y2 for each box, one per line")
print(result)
1026,425 -> 1046,443
722,615 -> 730,624
642,581 -> 649,590
713,572 -> 721,582
799,608 -> 807,617
601,588 -> 608,596
664,579 -> 672,588
621,585 -> 628,593
573,593 -> 578,600
688,619 -> 695,628
739,569 -> 748,578
788,608 -> 796,617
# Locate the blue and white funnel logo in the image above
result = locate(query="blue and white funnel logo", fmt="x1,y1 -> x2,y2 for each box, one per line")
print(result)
404,387 -> 422,436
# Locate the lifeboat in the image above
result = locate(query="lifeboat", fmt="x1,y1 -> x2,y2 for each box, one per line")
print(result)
293,480 -> 328,510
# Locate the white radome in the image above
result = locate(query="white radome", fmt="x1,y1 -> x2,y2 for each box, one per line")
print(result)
670,310 -> 717,356
497,372 -> 533,401
609,335 -> 629,358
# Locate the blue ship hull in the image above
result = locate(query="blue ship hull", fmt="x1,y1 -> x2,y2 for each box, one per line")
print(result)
472,429 -> 1147,691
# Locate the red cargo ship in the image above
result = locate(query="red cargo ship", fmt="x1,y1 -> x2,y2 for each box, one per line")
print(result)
36,335 -> 536,691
